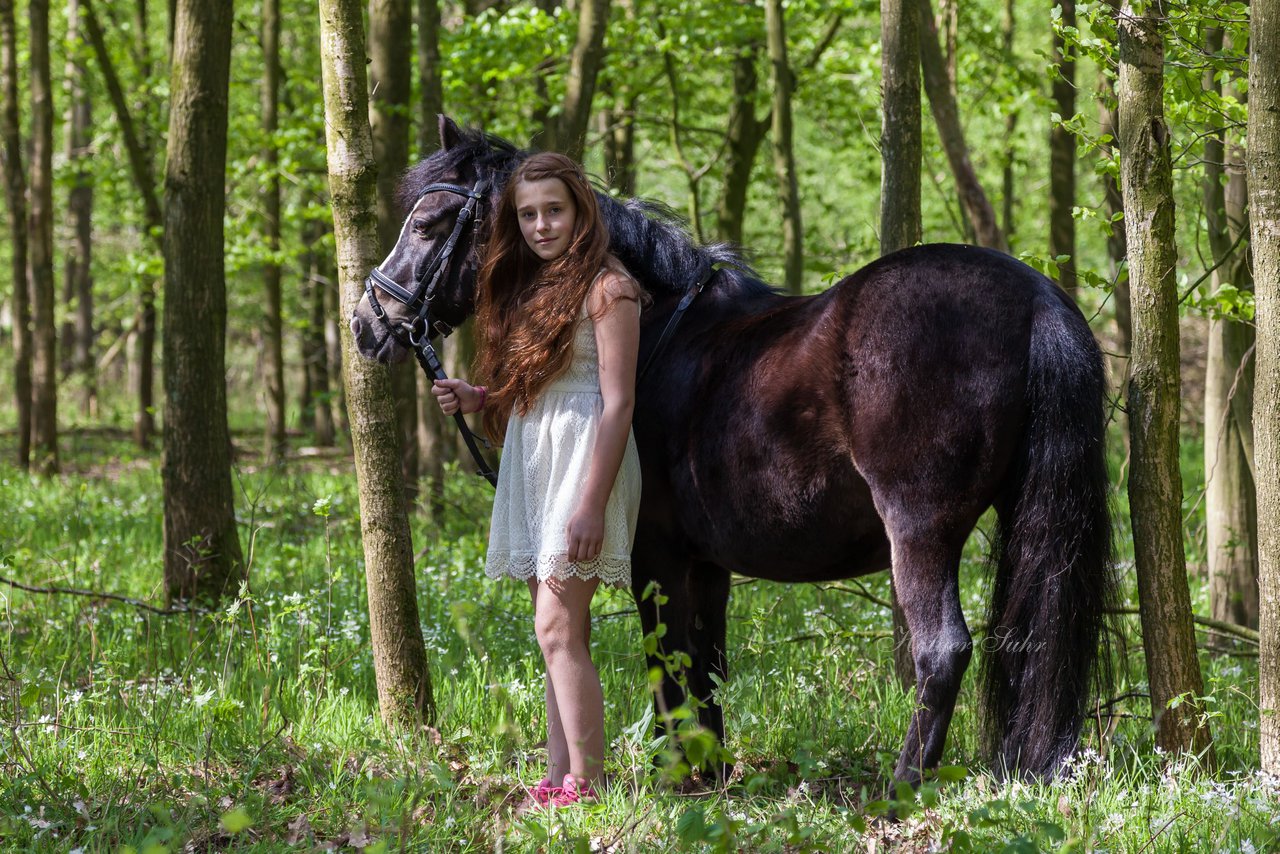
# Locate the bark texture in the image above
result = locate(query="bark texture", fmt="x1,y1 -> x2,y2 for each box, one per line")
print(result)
1118,1 -> 1213,762
765,0 -> 803,295
415,0 -> 443,159
918,0 -> 1006,251
1247,0 -> 1280,775
63,0 -> 95,417
554,0 -> 610,161
369,0 -> 419,497
29,0 -> 59,475
1204,31 -> 1258,631
1049,0 -> 1076,291
716,45 -> 768,246
320,0 -> 434,726
0,0 -> 31,469
262,0 -> 286,462
161,0 -> 244,602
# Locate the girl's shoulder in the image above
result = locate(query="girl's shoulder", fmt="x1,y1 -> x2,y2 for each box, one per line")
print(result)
587,257 -> 644,316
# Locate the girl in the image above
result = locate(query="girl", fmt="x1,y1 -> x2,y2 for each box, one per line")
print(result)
432,152 -> 643,808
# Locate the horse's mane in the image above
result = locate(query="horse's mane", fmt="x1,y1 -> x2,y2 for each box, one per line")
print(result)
397,125 -> 777,301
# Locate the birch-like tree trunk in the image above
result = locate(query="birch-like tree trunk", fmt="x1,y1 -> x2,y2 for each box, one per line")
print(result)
0,0 -> 31,469
1204,30 -> 1258,631
918,0 -> 1006,252
1118,0 -> 1213,762
765,0 -> 803,295
161,0 -> 244,602
1048,0 -> 1076,291
1247,0 -> 1280,776
262,0 -> 286,462
29,0 -> 59,475
320,0 -> 434,726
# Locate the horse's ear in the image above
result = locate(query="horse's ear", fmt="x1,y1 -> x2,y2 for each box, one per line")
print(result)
438,115 -> 462,151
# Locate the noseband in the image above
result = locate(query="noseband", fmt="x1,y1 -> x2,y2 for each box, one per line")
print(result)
363,177 -> 498,486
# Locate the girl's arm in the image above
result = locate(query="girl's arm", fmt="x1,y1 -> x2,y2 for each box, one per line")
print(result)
565,271 -> 641,564
432,378 -> 486,415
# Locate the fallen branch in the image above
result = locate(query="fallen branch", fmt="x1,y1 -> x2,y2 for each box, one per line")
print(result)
0,574 -> 209,616
1106,607 -> 1258,644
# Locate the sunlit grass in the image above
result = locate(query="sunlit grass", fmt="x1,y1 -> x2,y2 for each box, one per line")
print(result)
0,431 -> 1274,852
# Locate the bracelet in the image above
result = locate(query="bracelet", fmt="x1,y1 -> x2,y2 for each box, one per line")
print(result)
476,386 -> 487,411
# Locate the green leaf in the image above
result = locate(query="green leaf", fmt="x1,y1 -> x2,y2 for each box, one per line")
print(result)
220,807 -> 252,834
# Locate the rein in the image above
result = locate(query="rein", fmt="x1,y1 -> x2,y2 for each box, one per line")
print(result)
364,179 -> 499,487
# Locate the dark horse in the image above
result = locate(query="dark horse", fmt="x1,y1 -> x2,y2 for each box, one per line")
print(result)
350,118 -> 1114,784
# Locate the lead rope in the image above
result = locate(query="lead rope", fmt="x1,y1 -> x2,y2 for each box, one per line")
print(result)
409,326 -> 500,487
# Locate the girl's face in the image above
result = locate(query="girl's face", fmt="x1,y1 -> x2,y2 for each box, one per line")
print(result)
514,177 -> 577,262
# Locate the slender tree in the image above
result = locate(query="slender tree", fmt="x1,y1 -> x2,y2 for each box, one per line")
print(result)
1204,29 -> 1257,630
63,0 -> 95,417
716,44 -> 768,246
320,0 -> 434,725
0,0 -> 31,469
1000,0 -> 1017,241
369,0 -> 419,499
161,0 -> 244,602
765,0 -> 803,295
83,0 -> 162,447
1118,0 -> 1213,761
1049,0 -> 1076,291
1098,85 -> 1131,354
918,0 -> 1007,251
880,0 -> 922,687
262,0 -> 287,462
29,0 -> 59,475
1248,0 -> 1280,775
552,0 -> 610,161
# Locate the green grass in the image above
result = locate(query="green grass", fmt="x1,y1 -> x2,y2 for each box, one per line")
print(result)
0,431 -> 1274,852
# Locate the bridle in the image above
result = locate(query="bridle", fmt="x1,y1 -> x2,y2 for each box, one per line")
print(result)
364,177 -> 498,486
364,178 -> 489,347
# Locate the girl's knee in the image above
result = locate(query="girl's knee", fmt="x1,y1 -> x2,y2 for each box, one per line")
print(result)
535,607 -> 587,660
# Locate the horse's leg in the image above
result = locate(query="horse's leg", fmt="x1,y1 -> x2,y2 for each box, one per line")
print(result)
687,562 -> 731,773
889,536 -> 971,785
630,537 -> 694,736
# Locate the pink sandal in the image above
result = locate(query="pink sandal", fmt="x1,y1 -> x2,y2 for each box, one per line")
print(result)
549,774 -> 598,807
526,776 -> 560,808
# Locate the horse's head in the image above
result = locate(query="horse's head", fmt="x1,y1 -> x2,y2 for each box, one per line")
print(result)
349,116 -> 516,364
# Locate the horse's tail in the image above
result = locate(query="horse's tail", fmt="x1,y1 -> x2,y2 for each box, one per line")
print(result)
981,284 -> 1115,779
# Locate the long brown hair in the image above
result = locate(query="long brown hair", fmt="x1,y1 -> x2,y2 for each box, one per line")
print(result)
474,153 -> 611,441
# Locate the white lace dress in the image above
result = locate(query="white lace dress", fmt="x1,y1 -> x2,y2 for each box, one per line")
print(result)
484,305 -> 642,589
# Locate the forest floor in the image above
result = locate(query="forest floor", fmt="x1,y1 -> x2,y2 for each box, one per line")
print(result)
0,431 -> 1276,852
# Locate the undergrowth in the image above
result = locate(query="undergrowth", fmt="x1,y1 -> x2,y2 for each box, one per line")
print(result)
0,431 -> 1274,852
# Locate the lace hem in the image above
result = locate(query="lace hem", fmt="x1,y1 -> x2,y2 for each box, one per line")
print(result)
486,550 -> 631,589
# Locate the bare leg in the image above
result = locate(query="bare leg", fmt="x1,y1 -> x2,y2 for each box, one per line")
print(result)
534,576 -> 603,784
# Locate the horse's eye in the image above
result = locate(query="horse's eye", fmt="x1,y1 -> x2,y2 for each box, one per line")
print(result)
413,219 -> 429,236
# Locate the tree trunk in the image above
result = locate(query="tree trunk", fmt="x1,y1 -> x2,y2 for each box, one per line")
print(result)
0,0 -> 31,469
29,0 -> 59,475
1247,0 -> 1280,776
304,222 -> 337,446
1118,1 -> 1213,762
415,0 -> 443,160
66,0 -> 96,417
555,0 -> 610,161
600,74 -> 636,196
320,0 -> 434,726
414,0 -> 451,500
917,0 -> 1007,252
369,0 -> 419,500
1000,0 -> 1016,242
161,0 -> 244,603
261,0 -> 286,462
1048,0 -> 1076,291
880,0 -> 922,688
1203,28 -> 1258,631
880,0 -> 921,255
765,0 -> 802,295
1098,91 -> 1131,355
714,45 -> 767,246
83,0 -> 162,448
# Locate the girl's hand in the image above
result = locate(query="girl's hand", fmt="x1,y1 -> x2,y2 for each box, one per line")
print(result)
565,504 -> 606,564
432,378 -> 484,415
